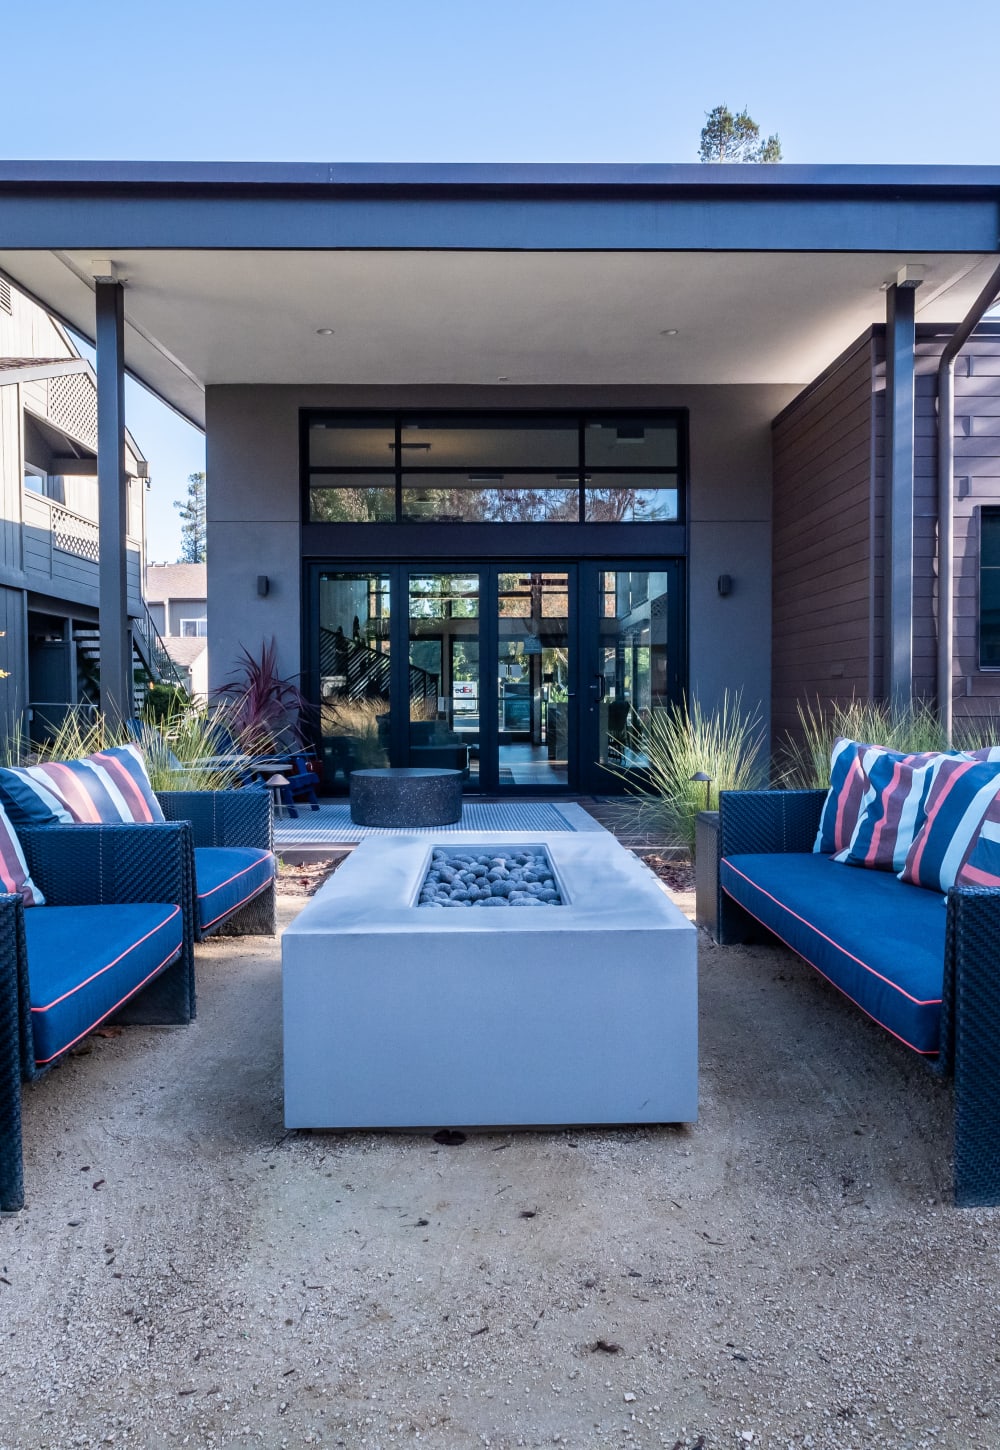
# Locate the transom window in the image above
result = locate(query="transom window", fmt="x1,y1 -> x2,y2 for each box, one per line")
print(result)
305,412 -> 683,525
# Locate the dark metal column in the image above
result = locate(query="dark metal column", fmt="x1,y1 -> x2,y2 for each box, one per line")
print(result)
884,281 -> 918,706
96,278 -> 131,724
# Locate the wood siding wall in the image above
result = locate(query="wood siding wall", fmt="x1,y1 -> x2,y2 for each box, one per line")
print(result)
954,344 -> 1000,732
773,324 -> 1000,744
770,331 -> 878,740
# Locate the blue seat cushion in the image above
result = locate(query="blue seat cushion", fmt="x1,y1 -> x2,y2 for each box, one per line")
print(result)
720,852 -> 947,1055
194,847 -> 275,933
25,903 -> 183,1066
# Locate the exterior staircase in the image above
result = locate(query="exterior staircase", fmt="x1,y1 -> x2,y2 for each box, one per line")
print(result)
74,605 -> 188,715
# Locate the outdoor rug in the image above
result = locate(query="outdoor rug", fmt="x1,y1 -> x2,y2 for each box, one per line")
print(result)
274,799 -> 605,844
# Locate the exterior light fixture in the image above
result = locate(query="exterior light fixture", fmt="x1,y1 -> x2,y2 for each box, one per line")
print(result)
315,327 -> 335,335
690,771 -> 713,811
497,375 -> 510,382
659,328 -> 679,337
257,575 -> 270,597
717,574 -> 733,597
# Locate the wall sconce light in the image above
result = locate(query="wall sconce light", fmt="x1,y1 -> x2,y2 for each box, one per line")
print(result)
717,574 -> 733,597
257,575 -> 270,597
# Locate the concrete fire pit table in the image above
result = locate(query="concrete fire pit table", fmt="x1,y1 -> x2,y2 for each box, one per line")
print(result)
282,831 -> 697,1129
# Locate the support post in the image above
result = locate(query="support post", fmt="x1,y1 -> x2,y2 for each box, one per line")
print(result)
884,282 -> 918,707
95,278 -> 131,725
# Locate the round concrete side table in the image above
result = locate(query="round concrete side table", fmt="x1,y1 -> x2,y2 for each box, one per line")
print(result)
349,767 -> 463,827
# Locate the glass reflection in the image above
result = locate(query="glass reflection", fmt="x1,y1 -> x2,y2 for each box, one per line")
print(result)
318,572 -> 391,785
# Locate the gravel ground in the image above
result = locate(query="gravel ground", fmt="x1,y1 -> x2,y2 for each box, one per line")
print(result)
0,872 -> 997,1450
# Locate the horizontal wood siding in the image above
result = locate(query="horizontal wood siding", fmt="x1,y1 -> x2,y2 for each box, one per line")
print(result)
874,331 -> 1000,733
0,385 -> 24,576
771,331 -> 877,743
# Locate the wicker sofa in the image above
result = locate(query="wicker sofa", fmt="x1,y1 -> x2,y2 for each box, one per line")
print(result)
1,819 -> 196,1212
707,788 -> 1000,1207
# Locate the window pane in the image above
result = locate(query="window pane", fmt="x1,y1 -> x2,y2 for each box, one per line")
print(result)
403,475 -> 578,523
310,477 -> 396,522
597,570 -> 671,769
409,573 -> 480,785
585,419 -> 678,468
585,482 -> 678,522
318,572 -> 391,778
399,415 -> 577,469
309,419 -> 395,467
982,508 -> 1000,569
981,570 -> 1000,667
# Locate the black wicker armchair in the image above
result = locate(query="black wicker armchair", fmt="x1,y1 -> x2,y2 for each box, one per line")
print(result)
154,788 -> 276,939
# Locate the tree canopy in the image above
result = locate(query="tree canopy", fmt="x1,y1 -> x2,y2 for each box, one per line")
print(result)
699,106 -> 781,163
174,471 -> 207,563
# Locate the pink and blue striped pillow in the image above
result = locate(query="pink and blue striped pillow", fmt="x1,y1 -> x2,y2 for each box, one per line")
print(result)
900,757 -> 1000,892
842,750 -> 950,872
813,739 -> 877,855
0,801 -> 44,906
956,794 -> 1000,888
0,744 -> 165,827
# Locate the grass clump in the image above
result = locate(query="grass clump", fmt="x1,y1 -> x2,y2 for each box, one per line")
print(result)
606,691 -> 766,856
0,703 -> 247,793
777,697 -> 949,790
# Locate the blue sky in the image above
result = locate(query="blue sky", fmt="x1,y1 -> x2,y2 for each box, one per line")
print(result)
6,0 -> 1000,556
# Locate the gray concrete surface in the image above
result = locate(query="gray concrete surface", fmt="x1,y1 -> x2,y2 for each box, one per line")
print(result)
0,892 -> 997,1450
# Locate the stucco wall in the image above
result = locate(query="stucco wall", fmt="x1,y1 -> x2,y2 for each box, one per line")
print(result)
206,384 -> 795,734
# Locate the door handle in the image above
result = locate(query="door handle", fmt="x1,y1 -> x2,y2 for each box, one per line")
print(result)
590,675 -> 607,701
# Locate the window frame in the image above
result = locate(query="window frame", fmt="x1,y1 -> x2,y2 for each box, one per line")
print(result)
302,409 -> 686,528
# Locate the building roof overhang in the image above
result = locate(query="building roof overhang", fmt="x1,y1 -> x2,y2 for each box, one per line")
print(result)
1,162 -> 998,429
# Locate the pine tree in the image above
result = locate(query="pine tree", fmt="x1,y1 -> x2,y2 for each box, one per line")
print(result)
699,106 -> 782,163
173,471 -> 207,563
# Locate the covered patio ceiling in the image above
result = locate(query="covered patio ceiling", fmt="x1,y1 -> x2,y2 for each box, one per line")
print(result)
1,247 -> 997,429
1,163 -> 999,428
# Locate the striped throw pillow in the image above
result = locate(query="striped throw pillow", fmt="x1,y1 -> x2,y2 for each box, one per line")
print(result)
814,739 -> 871,855
0,744 -> 165,827
0,801 -> 44,906
900,757 -> 1000,892
843,750 -> 950,872
956,794 -> 1000,888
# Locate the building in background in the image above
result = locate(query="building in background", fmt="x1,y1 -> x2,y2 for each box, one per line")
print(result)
0,280 -> 179,740
144,562 -> 208,699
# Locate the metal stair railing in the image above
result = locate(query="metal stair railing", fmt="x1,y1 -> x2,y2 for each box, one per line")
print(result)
131,604 -> 189,693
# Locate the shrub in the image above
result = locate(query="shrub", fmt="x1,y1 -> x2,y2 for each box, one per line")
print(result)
606,691 -> 766,856
214,637 -> 306,754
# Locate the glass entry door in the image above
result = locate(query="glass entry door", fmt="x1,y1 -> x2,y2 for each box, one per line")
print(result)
407,572 -> 480,787
310,561 -> 681,793
577,564 -> 683,794
495,570 -> 572,789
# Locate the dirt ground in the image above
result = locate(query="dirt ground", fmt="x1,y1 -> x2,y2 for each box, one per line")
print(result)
0,868 -> 997,1450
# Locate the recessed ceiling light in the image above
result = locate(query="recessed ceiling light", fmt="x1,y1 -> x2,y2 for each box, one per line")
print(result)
316,327 -> 335,336
660,329 -> 679,337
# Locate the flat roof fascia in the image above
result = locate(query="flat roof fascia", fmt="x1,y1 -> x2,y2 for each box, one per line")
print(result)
1,162 -> 999,253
